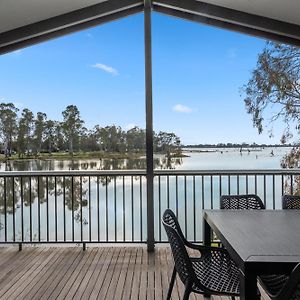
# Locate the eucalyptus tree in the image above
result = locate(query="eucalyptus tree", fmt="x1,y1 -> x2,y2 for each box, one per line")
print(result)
62,105 -> 84,155
243,42 -> 300,167
17,108 -> 34,157
156,131 -> 182,157
80,127 -> 98,152
126,126 -> 146,152
54,121 -> 65,151
44,120 -> 56,153
33,112 -> 47,155
104,125 -> 125,152
0,103 -> 18,157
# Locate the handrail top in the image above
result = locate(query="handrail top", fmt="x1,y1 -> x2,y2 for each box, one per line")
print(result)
0,170 -> 147,176
155,169 -> 300,175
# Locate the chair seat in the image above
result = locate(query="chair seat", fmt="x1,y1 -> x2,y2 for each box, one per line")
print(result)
191,250 -> 240,295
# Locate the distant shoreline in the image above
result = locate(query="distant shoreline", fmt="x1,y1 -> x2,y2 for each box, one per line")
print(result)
0,146 -> 292,162
182,144 -> 294,149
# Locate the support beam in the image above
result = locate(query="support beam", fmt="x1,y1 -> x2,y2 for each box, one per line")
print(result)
153,0 -> 300,47
144,0 -> 155,252
0,0 -> 143,55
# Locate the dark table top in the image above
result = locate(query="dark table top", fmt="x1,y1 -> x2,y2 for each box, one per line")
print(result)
204,210 -> 300,271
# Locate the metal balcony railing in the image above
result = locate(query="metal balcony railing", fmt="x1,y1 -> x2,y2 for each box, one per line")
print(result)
0,169 -> 299,246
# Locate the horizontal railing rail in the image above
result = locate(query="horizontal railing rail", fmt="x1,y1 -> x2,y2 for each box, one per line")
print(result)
0,170 -> 147,177
0,169 -> 299,246
155,169 -> 300,175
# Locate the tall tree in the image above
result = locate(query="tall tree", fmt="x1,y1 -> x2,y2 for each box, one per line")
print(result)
126,126 -> 146,152
33,112 -> 47,155
156,131 -> 181,157
243,42 -> 300,167
17,108 -> 34,157
62,105 -> 84,156
99,125 -> 125,152
0,103 -> 18,157
44,119 -> 55,153
54,121 -> 65,151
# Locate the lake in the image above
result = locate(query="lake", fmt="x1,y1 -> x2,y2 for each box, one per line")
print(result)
0,147 -> 294,243
0,146 -> 290,172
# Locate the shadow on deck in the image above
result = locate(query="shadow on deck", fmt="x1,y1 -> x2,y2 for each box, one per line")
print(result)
0,246 -> 269,300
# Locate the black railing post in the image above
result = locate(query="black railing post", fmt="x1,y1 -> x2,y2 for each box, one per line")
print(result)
144,0 -> 155,252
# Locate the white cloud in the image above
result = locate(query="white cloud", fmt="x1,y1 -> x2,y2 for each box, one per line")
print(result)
173,104 -> 193,113
91,63 -> 119,75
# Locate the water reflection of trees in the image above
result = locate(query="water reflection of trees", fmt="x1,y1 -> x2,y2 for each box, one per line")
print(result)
0,155 -> 182,172
0,156 -> 182,216
0,176 -> 88,215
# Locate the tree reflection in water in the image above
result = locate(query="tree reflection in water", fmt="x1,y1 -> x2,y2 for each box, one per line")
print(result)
0,156 -> 181,221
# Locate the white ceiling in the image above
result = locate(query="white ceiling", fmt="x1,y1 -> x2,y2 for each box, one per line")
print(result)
200,0 -> 300,25
0,0 -> 300,35
0,0 -> 108,33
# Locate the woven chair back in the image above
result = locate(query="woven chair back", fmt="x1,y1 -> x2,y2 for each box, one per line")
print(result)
162,210 -> 196,286
282,195 -> 300,209
220,194 -> 265,210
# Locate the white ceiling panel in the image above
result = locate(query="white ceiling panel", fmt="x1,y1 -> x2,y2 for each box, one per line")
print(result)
199,0 -> 300,26
0,0 -> 108,33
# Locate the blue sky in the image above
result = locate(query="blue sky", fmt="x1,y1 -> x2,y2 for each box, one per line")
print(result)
0,12 -> 282,144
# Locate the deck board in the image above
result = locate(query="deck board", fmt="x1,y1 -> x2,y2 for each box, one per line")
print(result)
0,246 -> 269,300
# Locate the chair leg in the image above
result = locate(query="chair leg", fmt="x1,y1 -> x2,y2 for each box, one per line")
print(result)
167,267 -> 176,300
183,286 -> 191,300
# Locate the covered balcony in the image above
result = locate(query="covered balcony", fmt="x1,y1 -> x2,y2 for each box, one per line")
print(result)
1,0 -> 300,299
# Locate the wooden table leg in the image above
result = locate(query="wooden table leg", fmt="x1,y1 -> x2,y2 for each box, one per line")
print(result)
240,265 -> 259,300
203,218 -> 211,246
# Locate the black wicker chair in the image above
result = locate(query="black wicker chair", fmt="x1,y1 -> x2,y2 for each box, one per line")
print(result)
282,195 -> 300,209
162,209 -> 240,300
259,264 -> 300,300
220,194 -> 265,210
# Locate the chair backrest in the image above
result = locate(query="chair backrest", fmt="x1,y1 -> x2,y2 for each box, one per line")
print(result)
162,208 -> 187,243
220,194 -> 265,210
162,209 -> 196,286
282,195 -> 300,209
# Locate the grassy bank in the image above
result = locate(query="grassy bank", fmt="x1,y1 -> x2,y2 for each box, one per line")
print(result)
0,151 -> 144,162
0,151 -> 187,162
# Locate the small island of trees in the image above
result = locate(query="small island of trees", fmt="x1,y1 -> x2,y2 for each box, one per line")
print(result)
0,103 -> 182,160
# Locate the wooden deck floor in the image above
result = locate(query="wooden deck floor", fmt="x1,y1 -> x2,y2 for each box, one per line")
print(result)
0,246 -> 269,300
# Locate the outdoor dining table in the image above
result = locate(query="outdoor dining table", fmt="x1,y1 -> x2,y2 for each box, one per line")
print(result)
203,210 -> 300,300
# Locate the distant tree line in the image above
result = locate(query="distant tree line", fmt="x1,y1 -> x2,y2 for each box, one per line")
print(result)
0,103 -> 181,158
184,142 -> 293,148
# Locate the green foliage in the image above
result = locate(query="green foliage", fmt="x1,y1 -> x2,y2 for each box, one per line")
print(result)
62,105 -> 85,156
17,108 -> 34,157
242,42 -> 300,168
33,112 -> 47,155
0,103 -> 182,158
155,131 -> 181,156
0,103 -> 18,157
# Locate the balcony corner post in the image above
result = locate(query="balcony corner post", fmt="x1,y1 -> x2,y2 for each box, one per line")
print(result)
144,0 -> 155,252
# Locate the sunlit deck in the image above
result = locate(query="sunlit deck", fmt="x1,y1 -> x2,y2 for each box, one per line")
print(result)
0,246 -> 270,300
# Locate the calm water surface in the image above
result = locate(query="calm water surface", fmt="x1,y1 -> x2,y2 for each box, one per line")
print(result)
0,147 -> 293,243
0,146 -> 290,171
